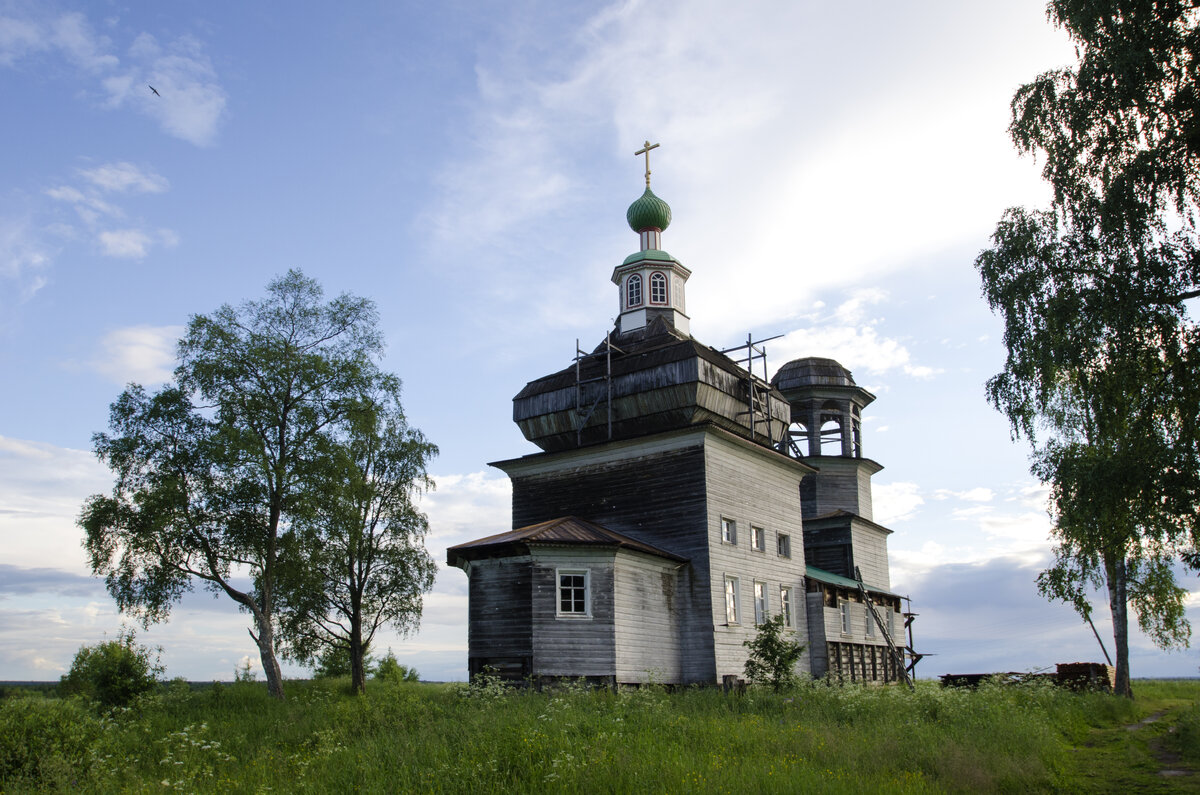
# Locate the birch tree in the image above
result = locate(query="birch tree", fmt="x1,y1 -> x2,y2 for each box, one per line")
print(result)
977,0 -> 1200,696
79,270 -> 384,699
277,382 -> 437,694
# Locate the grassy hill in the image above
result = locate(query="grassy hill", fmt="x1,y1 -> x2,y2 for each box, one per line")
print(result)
2,677 -> 1196,792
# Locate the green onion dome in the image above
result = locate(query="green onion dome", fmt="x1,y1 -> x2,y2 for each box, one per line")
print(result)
626,187 -> 672,233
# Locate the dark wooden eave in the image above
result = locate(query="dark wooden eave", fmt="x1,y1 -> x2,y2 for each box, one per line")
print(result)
446,515 -> 689,569
805,508 -> 893,536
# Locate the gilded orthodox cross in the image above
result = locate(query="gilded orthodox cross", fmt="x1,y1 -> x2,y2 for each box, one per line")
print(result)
635,140 -> 660,187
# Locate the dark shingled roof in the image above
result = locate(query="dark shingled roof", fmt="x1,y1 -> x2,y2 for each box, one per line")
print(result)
805,508 -> 893,536
514,318 -> 751,399
446,516 -> 688,567
771,356 -> 856,390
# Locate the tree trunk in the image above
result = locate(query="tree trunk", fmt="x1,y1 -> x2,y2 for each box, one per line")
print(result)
350,619 -> 366,694
1107,553 -> 1134,699
254,613 -> 286,700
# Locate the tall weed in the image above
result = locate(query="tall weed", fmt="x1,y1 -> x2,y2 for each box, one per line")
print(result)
0,677 -> 1191,793
0,696 -> 101,788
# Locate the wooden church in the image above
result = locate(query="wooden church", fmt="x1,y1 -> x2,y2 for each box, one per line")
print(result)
448,145 -> 910,686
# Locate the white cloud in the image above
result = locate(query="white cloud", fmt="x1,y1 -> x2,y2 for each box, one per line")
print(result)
0,437 -> 112,574
935,487 -> 995,502
422,1 -> 1073,344
422,470 -> 512,553
0,11 -> 226,146
125,34 -> 227,147
0,213 -> 55,301
0,15 -> 45,65
46,183 -> 121,221
1015,482 -> 1051,511
0,460 -> 502,681
50,12 -> 117,72
772,324 -> 933,380
40,163 -> 176,263
98,228 -> 152,258
873,481 -> 923,524
79,162 -> 168,194
763,290 -> 939,382
89,324 -> 184,385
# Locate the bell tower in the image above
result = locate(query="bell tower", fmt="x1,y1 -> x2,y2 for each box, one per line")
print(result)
771,356 -> 891,587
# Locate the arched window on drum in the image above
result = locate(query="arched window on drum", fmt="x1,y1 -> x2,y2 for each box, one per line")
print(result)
650,272 -> 667,304
626,274 -> 643,308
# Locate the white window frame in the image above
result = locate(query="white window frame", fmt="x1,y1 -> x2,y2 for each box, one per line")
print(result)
751,525 -> 765,552
724,575 -> 740,624
780,586 -> 794,629
649,271 -> 668,304
753,581 -> 767,625
626,274 -> 643,308
840,600 -> 851,635
556,568 -> 590,618
777,533 -> 791,558
721,517 -> 737,545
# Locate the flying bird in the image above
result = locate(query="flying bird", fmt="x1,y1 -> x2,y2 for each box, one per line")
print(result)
148,84 -> 160,97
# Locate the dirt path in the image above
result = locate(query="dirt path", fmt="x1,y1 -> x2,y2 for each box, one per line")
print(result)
1123,708 -> 1195,785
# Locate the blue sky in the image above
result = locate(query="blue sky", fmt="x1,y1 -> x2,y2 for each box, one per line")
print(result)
1,0 -> 1196,683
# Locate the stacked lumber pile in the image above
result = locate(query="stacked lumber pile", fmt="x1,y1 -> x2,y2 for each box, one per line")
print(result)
1055,662 -> 1115,692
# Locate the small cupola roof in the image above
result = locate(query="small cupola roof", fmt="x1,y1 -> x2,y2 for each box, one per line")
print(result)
626,187 -> 672,233
772,357 -> 858,390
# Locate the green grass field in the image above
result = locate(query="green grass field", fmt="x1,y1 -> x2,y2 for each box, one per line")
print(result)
2,677 -> 1196,793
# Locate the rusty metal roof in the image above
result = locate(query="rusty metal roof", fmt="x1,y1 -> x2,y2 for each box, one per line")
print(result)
447,515 -> 688,567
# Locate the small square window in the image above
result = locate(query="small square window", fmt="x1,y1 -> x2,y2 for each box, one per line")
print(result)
777,534 -> 791,558
751,526 -> 765,552
557,569 -> 589,617
753,582 -> 767,625
780,586 -> 794,628
725,576 -> 740,624
721,518 -> 737,545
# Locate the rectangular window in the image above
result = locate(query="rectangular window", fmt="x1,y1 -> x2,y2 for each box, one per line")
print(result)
753,582 -> 767,625
751,526 -> 765,552
887,608 -> 895,638
557,569 -> 589,617
721,517 -> 737,545
725,576 -> 740,624
865,606 -> 875,637
840,601 -> 851,635
780,586 -> 793,628
777,534 -> 791,558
